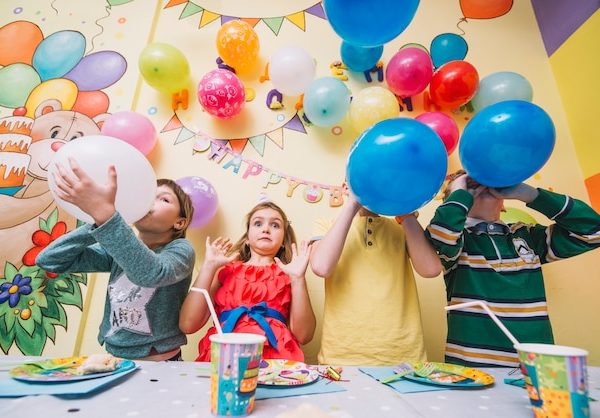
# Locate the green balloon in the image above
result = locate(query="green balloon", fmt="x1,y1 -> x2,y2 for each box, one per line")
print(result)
0,63 -> 41,108
501,207 -> 537,224
138,43 -> 190,93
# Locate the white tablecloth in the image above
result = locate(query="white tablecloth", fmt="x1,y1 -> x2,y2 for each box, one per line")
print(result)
1,358 -> 598,417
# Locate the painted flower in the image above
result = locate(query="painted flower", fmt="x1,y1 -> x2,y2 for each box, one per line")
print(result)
0,274 -> 32,308
22,221 -> 67,278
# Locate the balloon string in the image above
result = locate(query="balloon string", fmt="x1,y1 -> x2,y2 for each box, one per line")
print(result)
50,0 -> 59,14
456,17 -> 467,36
89,5 -> 111,54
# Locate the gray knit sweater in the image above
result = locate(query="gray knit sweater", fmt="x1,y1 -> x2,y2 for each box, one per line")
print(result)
37,212 -> 195,359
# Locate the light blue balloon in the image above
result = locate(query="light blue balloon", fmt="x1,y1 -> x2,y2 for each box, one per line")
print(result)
430,33 -> 468,68
33,30 -> 86,81
471,71 -> 533,112
459,100 -> 555,188
324,0 -> 420,47
346,118 -> 448,215
340,41 -> 383,72
303,77 -> 351,127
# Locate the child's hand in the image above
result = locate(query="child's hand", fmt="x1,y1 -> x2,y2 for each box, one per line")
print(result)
52,158 -> 117,225
489,183 -> 539,203
204,236 -> 239,268
275,241 -> 312,281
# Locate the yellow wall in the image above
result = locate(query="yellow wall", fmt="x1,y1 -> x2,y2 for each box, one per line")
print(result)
2,0 -> 599,365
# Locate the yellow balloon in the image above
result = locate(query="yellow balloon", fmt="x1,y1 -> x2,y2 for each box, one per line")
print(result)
25,78 -> 78,117
349,86 -> 399,133
138,43 -> 190,93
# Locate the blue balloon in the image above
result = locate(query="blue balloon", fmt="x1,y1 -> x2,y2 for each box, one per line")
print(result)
459,100 -> 555,188
347,118 -> 448,215
471,71 -> 533,112
324,0 -> 420,47
303,77 -> 351,127
430,33 -> 468,68
340,41 -> 383,72
33,30 -> 86,81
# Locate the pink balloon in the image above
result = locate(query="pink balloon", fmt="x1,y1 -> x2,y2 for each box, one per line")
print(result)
415,112 -> 459,155
101,111 -> 157,156
385,47 -> 433,98
197,69 -> 245,119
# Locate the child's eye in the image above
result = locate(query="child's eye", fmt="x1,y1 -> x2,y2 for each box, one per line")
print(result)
271,223 -> 280,229
253,221 -> 262,227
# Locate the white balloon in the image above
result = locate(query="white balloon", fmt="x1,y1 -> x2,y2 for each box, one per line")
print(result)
269,47 -> 316,96
48,135 -> 156,224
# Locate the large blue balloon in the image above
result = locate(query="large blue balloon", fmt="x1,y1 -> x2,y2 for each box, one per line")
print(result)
340,41 -> 383,72
430,33 -> 468,69
347,118 -> 448,215
324,0 -> 420,47
32,30 -> 86,81
459,100 -> 555,188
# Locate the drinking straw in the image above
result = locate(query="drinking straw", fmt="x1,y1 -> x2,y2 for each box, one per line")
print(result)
445,301 -> 520,346
190,287 -> 223,335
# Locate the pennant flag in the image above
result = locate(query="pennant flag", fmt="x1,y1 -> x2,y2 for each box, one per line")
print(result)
161,114 -> 183,132
199,10 -> 221,27
175,127 -> 196,144
262,17 -> 285,35
221,15 -> 237,25
266,128 -> 284,149
228,138 -> 249,154
241,18 -> 261,28
180,2 -> 203,19
283,114 -> 307,133
305,3 -> 327,19
108,0 -> 133,6
249,134 -> 267,156
164,0 -> 187,8
286,12 -> 306,31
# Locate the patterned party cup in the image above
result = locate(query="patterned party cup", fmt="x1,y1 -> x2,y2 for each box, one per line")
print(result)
516,343 -> 589,418
209,332 -> 266,416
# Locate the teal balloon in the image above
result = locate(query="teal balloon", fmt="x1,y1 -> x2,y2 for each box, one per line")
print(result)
430,33 -> 468,68
340,41 -> 383,72
0,63 -> 41,108
347,118 -> 448,215
459,100 -> 555,188
303,77 -> 351,127
33,30 -> 86,81
471,71 -> 533,112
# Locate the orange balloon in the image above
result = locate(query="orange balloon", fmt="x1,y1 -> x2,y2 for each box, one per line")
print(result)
216,20 -> 259,72
72,90 -> 110,118
429,60 -> 479,109
460,0 -> 513,19
0,20 -> 44,66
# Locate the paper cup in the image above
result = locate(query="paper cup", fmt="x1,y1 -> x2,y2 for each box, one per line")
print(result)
209,333 -> 266,416
516,343 -> 589,418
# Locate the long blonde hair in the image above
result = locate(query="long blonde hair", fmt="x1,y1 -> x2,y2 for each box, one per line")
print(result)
229,202 -> 297,263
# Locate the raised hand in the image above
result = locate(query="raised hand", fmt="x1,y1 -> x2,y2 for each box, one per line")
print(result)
204,236 -> 239,269
52,158 -> 117,225
488,183 -> 539,203
275,241 -> 312,281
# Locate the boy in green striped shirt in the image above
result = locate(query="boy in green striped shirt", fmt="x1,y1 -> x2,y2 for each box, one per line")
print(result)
426,170 -> 600,367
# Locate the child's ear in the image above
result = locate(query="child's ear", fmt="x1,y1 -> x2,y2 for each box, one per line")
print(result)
174,217 -> 187,231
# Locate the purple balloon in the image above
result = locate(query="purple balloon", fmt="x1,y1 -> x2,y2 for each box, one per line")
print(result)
176,176 -> 218,228
64,51 -> 127,91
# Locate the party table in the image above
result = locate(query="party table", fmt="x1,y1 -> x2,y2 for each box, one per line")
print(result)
1,357 -> 598,417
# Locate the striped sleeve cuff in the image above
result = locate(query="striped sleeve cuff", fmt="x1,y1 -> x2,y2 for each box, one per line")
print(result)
444,189 -> 474,212
527,188 -> 571,220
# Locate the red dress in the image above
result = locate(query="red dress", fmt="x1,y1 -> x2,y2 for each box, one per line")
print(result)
196,261 -> 304,362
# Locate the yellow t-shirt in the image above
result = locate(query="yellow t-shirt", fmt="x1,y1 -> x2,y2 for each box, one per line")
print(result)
316,215 -> 426,366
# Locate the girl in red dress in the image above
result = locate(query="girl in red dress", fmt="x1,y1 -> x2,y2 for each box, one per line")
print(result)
180,201 -> 316,361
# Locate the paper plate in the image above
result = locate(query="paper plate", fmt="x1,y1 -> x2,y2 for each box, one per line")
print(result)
403,362 -> 494,387
9,356 -> 136,382
257,359 -> 319,386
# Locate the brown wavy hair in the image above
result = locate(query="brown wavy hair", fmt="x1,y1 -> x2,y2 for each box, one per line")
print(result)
157,178 -> 194,239
229,201 -> 297,263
